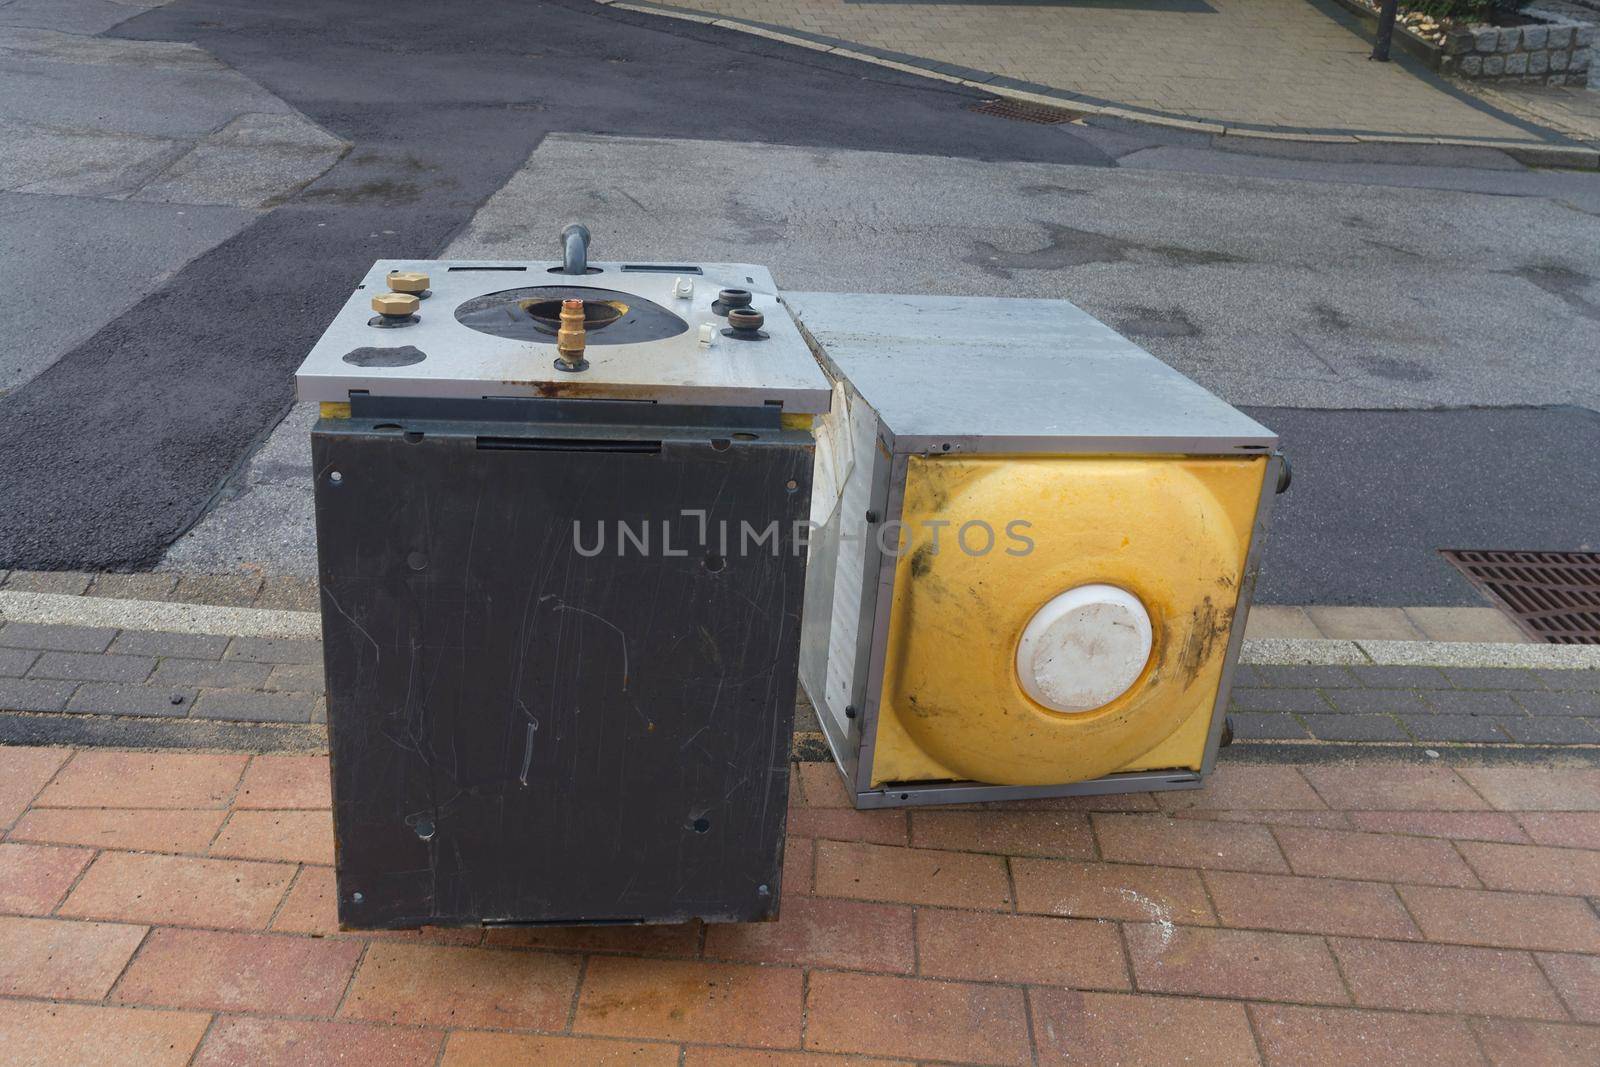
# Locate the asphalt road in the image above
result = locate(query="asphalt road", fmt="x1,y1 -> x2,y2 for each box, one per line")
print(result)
0,0 -> 1112,571
2,0 -> 1599,609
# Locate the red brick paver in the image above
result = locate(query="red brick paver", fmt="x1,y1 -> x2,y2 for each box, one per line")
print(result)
0,842 -> 92,913
3,747 -> 1599,1064
1032,989 -> 1260,1066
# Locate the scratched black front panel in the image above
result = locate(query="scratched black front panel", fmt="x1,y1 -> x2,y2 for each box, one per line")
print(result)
313,414 -> 811,929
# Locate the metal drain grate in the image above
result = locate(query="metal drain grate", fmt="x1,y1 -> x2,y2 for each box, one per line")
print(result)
968,98 -> 1084,125
1441,550 -> 1600,644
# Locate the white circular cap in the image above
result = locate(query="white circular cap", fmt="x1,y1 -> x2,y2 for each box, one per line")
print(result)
1016,584 -> 1153,713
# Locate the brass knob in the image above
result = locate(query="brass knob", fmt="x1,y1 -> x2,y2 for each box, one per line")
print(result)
388,271 -> 430,294
371,292 -> 419,318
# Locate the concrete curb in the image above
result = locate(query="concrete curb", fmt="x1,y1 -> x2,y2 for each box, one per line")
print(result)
596,0 -> 1600,170
6,590 -> 1599,670
0,591 -> 319,640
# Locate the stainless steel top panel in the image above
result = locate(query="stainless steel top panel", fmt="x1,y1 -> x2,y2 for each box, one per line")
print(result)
295,261 -> 833,413
785,292 -> 1276,454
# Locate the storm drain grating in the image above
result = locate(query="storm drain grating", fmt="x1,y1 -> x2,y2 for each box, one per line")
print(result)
1441,550 -> 1600,644
968,98 -> 1084,125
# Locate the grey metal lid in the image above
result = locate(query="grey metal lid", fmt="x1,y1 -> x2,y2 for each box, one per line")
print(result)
785,292 -> 1276,454
295,261 -> 833,413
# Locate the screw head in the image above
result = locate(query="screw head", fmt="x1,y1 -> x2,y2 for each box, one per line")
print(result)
371,292 -> 419,317
387,271 -> 430,294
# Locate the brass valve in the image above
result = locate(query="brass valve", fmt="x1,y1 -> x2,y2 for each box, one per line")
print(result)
555,298 -> 588,372
387,271 -> 430,295
370,292 -> 419,319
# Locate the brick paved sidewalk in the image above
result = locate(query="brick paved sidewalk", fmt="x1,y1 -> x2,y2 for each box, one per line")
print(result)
3,747 -> 1600,1064
606,0 -> 1586,148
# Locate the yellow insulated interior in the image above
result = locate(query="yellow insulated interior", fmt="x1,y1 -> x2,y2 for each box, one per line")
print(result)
869,453 -> 1267,788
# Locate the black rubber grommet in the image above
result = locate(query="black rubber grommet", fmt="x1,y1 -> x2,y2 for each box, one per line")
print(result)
727,307 -> 764,331
712,288 -> 753,316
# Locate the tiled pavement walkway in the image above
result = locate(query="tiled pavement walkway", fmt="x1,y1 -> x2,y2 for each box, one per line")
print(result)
616,0 -> 1578,144
3,748 -> 1600,1064
4,616 -> 1600,748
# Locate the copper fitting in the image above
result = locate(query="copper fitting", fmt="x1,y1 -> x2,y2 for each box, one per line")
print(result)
556,298 -> 588,371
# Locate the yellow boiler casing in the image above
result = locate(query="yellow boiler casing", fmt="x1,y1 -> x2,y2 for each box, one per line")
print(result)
868,453 -> 1268,789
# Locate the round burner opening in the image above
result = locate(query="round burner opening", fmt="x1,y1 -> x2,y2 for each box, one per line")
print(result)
522,297 -> 628,333
453,285 -> 688,345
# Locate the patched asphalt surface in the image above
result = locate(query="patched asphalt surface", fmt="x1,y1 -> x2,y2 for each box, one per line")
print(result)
0,0 -> 1110,571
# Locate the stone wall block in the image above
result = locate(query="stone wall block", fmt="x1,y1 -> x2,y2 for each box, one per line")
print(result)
1549,49 -> 1570,71
1483,53 -> 1506,75
1497,28 -> 1520,53
1522,25 -> 1548,50
1504,52 -> 1529,75
1546,26 -> 1572,49
1475,28 -> 1500,52
1459,53 -> 1483,76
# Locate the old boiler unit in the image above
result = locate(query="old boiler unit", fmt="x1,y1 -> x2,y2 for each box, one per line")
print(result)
295,228 -> 830,928
788,293 -> 1284,809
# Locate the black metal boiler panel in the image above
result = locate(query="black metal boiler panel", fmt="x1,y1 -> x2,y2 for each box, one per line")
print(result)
313,406 -> 813,929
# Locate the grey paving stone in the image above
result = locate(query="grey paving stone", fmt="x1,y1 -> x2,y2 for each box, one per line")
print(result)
0,622 -> 117,653
1428,690 -> 1523,716
1227,711 -> 1310,740
1401,715 -> 1513,743
174,574 -> 263,607
1250,665 -> 1361,689
108,630 -> 229,660
192,688 -> 317,723
1536,670 -> 1600,692
86,573 -> 179,600
264,662 -> 324,692
0,570 -> 93,594
1349,665 -> 1453,689
1230,664 -> 1267,687
1324,689 -> 1432,715
0,677 -> 78,712
1301,713 -> 1410,741
1516,691 -> 1600,717
28,651 -> 155,684
1229,688 -> 1331,713
149,658 -> 273,689
67,683 -> 197,717
254,576 -> 319,612
224,636 -> 323,665
0,648 -> 40,677
1440,667 -> 1548,691
1499,717 -> 1600,744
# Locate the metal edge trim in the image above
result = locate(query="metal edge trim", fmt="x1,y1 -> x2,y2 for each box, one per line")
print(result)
853,770 -> 1203,809
892,435 -> 1280,455
1201,452 -> 1282,776
850,446 -> 908,800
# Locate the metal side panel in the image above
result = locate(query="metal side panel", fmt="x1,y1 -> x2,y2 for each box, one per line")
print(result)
314,414 -> 813,928
798,378 -> 895,795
